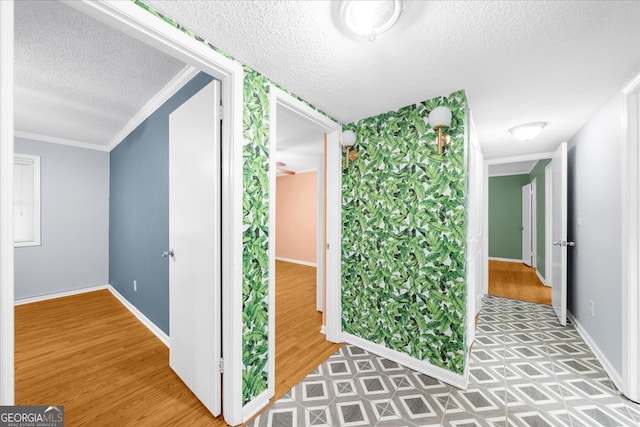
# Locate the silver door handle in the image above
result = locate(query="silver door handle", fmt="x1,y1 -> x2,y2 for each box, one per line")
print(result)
161,249 -> 175,258
553,241 -> 575,247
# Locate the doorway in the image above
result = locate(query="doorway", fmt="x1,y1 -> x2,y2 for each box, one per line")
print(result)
485,155 -> 554,307
266,86 -> 342,406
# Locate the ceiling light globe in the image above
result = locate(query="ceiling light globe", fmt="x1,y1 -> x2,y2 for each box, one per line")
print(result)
509,122 -> 547,141
340,130 -> 356,147
428,106 -> 452,128
341,0 -> 402,41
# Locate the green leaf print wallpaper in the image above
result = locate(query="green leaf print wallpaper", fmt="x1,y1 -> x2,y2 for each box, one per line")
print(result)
342,92 -> 468,374
135,0 -> 469,405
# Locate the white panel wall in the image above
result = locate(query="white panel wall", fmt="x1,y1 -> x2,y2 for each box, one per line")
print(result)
14,137 -> 109,300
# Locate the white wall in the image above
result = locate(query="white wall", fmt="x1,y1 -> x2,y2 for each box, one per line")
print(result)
567,91 -> 622,375
14,137 -> 109,300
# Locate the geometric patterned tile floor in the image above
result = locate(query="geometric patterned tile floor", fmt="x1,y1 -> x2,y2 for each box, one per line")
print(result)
248,296 -> 640,426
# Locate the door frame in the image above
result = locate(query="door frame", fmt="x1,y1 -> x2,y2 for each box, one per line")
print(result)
267,86 -> 342,399
3,1 -> 246,423
483,153 -> 554,296
0,0 -> 14,405
544,163 -> 553,287
621,71 -> 640,403
521,182 -> 532,266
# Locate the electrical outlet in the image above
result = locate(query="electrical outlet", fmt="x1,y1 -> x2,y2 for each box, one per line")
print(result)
590,300 -> 594,316
134,280 -> 137,292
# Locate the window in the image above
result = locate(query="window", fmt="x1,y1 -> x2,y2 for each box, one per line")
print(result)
14,154 -> 41,247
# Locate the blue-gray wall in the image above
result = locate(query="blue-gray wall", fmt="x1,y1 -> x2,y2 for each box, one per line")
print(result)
488,174 -> 531,260
14,138 -> 109,299
109,72 -> 213,334
567,90 -> 622,376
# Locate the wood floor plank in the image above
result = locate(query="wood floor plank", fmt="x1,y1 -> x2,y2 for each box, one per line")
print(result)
488,260 -> 551,305
16,260 -> 340,426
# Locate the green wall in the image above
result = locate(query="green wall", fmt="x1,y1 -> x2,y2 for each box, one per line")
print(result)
529,159 -> 550,278
488,174 -> 530,259
342,91 -> 468,374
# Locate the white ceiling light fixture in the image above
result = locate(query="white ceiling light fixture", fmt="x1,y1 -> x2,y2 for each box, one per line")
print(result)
509,122 -> 547,141
340,0 -> 403,42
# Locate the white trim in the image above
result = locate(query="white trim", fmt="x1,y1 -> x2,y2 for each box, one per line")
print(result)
107,285 -> 170,347
343,332 -> 467,390
242,389 -> 271,423
320,325 -> 326,334
275,257 -> 317,267
0,0 -> 14,405
485,152 -> 555,165
488,257 -> 523,263
14,284 -> 109,305
107,65 -> 198,150
62,2 -> 245,424
545,162 -> 553,289
13,131 -> 110,152
531,178 -> 537,269
325,129 -> 343,343
488,171 -> 533,178
622,70 -> 640,403
268,85 -> 342,409
535,269 -> 549,287
13,154 -> 41,247
568,312 -> 623,392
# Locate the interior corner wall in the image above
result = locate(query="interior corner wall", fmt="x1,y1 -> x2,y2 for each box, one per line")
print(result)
488,174 -> 530,260
275,171 -> 317,264
109,72 -> 213,335
14,138 -> 109,299
567,91 -> 623,376
529,159 -> 551,278
341,91 -> 468,375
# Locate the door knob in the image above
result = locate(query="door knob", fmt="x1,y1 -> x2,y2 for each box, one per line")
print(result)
552,241 -> 575,247
162,249 -> 175,258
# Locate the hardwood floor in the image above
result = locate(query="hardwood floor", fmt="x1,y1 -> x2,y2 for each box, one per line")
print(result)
488,260 -> 552,305
270,261 -> 342,405
15,261 -> 339,426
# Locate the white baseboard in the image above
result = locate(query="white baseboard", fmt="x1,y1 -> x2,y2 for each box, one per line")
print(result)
342,332 -> 467,390
106,285 -> 169,347
320,325 -> 326,335
567,312 -> 623,391
14,284 -> 109,305
535,269 -> 550,287
488,257 -> 523,263
242,388 -> 272,424
275,257 -> 317,268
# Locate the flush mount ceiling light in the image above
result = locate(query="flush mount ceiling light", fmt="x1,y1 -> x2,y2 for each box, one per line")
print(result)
509,122 -> 547,141
340,0 -> 403,42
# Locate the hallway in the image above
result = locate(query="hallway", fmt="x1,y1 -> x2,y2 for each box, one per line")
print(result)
489,260 -> 551,306
249,296 -> 640,426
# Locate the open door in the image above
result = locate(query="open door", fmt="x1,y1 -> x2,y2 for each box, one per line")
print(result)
168,80 -> 222,416
551,142 -> 571,326
522,183 -> 532,266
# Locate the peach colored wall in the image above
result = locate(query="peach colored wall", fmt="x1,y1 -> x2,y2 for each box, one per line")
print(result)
276,171 -> 317,264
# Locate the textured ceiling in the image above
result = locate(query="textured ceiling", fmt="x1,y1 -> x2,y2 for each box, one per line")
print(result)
145,0 -> 640,159
14,1 -> 640,160
14,0 -> 187,148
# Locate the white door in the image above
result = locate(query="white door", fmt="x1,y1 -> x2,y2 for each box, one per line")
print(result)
522,183 -> 532,266
551,142 -> 570,326
168,80 -> 221,416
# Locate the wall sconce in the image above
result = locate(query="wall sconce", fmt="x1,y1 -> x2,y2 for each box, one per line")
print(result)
340,130 -> 358,168
428,106 -> 452,155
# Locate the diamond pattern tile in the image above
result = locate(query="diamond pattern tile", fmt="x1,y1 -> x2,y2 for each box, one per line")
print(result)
247,296 -> 640,426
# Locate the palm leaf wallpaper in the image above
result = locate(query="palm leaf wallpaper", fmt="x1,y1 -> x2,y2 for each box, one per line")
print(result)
136,0 -> 469,406
342,92 -> 468,374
